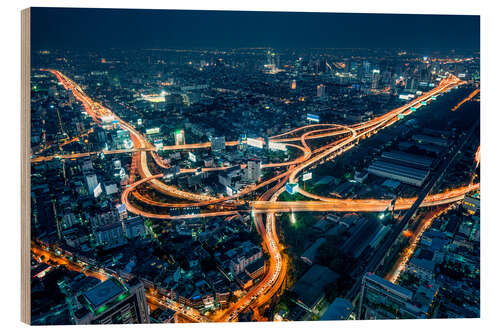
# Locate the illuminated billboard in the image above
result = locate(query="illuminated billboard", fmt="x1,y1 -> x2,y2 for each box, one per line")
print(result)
302,172 -> 312,181
247,138 -> 263,149
146,127 -> 160,135
268,141 -> 287,152
188,152 -> 197,163
306,113 -> 320,123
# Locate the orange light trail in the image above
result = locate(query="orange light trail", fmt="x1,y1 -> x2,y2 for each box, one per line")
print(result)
37,69 -> 472,322
452,88 -> 480,111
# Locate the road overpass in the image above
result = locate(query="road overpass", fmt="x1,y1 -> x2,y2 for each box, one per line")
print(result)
38,69 -> 473,322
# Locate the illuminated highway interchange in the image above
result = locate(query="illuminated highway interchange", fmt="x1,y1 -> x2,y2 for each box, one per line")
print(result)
30,48 -> 480,324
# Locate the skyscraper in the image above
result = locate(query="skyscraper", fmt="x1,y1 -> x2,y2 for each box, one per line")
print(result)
73,277 -> 150,324
371,69 -> 380,89
174,129 -> 185,145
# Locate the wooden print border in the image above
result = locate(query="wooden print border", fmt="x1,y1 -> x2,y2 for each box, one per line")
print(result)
21,7 -> 31,325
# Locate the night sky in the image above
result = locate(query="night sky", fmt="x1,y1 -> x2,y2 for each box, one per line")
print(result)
31,7 -> 480,51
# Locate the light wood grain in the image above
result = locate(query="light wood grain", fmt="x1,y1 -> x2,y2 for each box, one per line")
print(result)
21,7 -> 31,325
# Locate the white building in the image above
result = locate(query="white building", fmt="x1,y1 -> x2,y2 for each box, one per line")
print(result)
85,173 -> 99,195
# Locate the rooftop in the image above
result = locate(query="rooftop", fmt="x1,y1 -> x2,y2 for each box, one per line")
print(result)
82,278 -> 127,310
320,298 -> 353,321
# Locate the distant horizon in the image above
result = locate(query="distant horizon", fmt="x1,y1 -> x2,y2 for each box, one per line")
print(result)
30,7 -> 480,52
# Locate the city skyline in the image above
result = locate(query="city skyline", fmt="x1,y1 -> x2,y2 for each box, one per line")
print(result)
25,8 -> 480,325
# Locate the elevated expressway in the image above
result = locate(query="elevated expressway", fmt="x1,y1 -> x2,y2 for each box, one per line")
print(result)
39,69 -> 475,322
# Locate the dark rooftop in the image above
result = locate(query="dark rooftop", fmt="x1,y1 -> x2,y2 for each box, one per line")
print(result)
82,278 -> 127,309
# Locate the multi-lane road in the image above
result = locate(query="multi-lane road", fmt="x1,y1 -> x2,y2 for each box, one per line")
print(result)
34,69 -> 477,321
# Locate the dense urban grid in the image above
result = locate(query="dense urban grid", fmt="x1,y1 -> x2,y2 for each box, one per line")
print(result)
29,45 -> 480,324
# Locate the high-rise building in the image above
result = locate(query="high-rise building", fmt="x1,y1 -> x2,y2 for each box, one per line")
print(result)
317,84 -> 326,98
94,222 -> 126,249
266,49 -> 276,67
362,60 -> 371,74
85,173 -> 99,195
246,159 -> 262,182
211,136 -> 226,152
371,70 -> 380,89
357,272 -> 436,319
290,79 -> 297,90
174,129 -> 185,146
407,77 -> 416,90
123,216 -> 147,239
73,277 -> 150,324
96,128 -> 107,144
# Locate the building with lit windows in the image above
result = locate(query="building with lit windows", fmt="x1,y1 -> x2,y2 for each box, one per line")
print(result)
357,273 -> 437,319
462,195 -> 480,215
245,159 -> 262,183
72,277 -> 149,324
174,129 -> 185,145
371,69 -> 380,89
